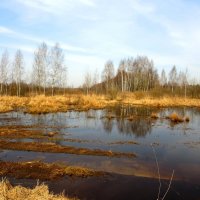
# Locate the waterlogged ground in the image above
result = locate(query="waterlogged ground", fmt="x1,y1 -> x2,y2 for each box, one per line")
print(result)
0,106 -> 200,199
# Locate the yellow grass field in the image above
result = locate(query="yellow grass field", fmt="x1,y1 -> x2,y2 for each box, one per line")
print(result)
0,93 -> 200,113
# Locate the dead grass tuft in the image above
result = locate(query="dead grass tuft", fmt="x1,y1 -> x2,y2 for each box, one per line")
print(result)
168,112 -> 184,123
0,179 -> 77,200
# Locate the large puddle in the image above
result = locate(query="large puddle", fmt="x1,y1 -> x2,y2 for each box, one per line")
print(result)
0,106 -> 200,199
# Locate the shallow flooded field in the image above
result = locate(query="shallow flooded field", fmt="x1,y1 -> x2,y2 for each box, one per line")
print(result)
0,106 -> 200,199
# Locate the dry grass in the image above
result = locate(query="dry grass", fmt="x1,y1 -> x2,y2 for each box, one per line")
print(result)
0,140 -> 136,158
1,94 -> 200,114
0,104 -> 13,113
0,179 -> 77,200
0,161 -> 103,180
167,112 -> 184,123
0,95 -> 115,114
119,92 -> 200,107
167,112 -> 190,123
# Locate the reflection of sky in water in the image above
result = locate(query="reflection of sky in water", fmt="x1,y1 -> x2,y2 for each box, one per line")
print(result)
0,107 -> 200,183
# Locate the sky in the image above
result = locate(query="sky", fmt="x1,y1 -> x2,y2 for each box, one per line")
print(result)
0,0 -> 200,86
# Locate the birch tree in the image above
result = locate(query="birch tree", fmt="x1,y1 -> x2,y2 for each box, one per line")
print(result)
0,50 -> 9,95
169,65 -> 177,93
32,42 -> 48,95
83,71 -> 92,95
102,60 -> 115,92
118,59 -> 126,92
13,50 -> 23,97
160,69 -> 167,87
49,43 -> 65,96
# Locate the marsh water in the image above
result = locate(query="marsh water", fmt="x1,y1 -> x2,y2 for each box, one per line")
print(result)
0,106 -> 200,199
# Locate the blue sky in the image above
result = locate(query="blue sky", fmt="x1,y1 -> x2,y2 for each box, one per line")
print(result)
0,0 -> 200,86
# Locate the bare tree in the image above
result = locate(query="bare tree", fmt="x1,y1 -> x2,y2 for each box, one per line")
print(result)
60,66 -> 67,95
0,50 -> 9,95
49,43 -> 65,96
32,42 -> 48,95
13,50 -> 24,97
128,56 -> 157,91
178,69 -> 188,98
92,68 -> 99,94
169,65 -> 177,93
83,71 -> 92,95
102,60 -> 115,92
118,59 -> 126,92
160,69 -> 167,88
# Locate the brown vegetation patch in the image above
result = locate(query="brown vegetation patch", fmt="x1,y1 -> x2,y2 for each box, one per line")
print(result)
167,112 -> 190,123
0,126 -> 44,139
0,140 -> 136,158
0,179 -> 77,200
0,161 -> 103,180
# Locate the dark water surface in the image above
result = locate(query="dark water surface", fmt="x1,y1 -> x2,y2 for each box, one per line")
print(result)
0,106 -> 200,199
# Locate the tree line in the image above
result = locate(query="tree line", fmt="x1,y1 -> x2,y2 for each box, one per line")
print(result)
0,42 -> 200,97
84,56 -> 200,98
0,42 -> 67,96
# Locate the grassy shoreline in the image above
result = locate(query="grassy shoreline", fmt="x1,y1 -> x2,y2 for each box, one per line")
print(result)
0,94 -> 200,114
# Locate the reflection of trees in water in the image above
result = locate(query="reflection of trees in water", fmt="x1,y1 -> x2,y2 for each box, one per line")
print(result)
116,117 -> 152,137
102,118 -> 114,133
113,105 -> 156,118
101,106 -> 156,137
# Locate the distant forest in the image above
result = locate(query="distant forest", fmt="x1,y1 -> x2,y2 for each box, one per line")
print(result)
0,42 -> 200,98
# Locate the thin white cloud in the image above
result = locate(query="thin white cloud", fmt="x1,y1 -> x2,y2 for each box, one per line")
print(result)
79,0 -> 95,7
15,0 -> 95,15
0,43 -> 35,53
130,0 -> 156,15
0,26 -> 13,34
0,25 -> 88,53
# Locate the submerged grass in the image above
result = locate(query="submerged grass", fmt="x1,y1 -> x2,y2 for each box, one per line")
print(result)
0,179 -> 77,200
108,141 -> 139,145
1,94 -> 200,114
0,161 -> 103,180
0,140 -> 136,158
0,126 -> 44,139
